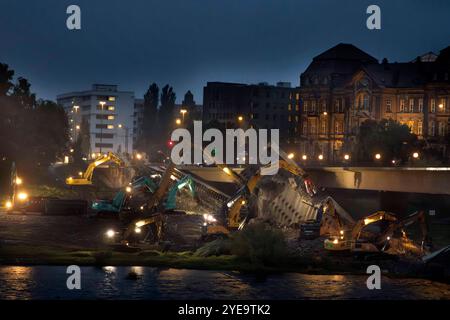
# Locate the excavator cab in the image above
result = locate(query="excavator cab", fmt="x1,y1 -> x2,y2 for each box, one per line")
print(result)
92,175 -> 158,216
92,191 -> 127,217
164,175 -> 196,211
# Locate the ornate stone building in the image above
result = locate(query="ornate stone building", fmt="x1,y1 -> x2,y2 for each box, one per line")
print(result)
297,43 -> 450,162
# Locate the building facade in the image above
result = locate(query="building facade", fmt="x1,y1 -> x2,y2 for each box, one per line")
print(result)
57,84 -> 135,157
297,43 -> 450,162
202,81 -> 299,147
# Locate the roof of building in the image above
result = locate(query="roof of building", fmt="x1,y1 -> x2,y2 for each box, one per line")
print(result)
312,43 -> 378,63
362,62 -> 430,88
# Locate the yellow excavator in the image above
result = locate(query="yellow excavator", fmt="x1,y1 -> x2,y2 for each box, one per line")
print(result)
324,211 -> 397,251
324,210 -> 431,255
205,160 -> 307,236
66,152 -> 125,185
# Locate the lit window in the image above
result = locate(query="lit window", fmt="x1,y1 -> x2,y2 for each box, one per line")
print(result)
409,99 -> 414,113
407,121 -> 414,131
107,115 -> 115,120
430,99 -> 436,113
385,99 -> 392,113
107,125 -> 114,129
335,121 -> 341,134
400,99 -> 406,112
429,121 -> 435,136
418,99 -> 423,113
288,104 -> 292,111
108,106 -> 115,111
108,96 -> 116,102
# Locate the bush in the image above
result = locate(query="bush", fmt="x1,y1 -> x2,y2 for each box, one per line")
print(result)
230,223 -> 289,266
194,238 -> 232,257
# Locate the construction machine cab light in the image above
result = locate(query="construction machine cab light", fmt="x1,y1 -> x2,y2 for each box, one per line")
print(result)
106,229 -> 115,238
17,192 -> 28,201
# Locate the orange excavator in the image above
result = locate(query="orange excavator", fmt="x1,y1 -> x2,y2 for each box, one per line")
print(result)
324,210 -> 431,256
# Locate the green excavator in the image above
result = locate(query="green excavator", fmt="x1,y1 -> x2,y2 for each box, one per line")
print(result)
91,175 -> 158,216
164,174 -> 196,211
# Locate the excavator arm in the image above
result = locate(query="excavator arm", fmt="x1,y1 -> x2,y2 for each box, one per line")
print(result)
119,163 -> 175,243
66,152 -> 125,185
122,214 -> 164,243
351,211 -> 398,240
376,210 -> 432,250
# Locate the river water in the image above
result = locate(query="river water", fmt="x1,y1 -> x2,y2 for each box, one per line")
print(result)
0,266 -> 449,300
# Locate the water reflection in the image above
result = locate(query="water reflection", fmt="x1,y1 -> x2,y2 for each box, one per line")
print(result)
0,266 -> 449,300
0,266 -> 33,300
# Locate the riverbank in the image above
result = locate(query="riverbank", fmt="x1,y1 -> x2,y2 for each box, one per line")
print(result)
0,242 -> 441,284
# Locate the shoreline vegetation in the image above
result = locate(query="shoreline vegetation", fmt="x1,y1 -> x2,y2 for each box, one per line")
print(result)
0,242 -> 443,284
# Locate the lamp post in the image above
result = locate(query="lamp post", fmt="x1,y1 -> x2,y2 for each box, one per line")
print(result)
180,109 -> 187,124
118,124 -> 131,157
99,101 -> 106,154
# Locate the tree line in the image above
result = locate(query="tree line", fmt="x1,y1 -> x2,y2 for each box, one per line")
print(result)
136,83 -> 177,159
0,63 -> 69,176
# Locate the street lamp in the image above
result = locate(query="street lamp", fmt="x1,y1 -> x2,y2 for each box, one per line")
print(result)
238,115 -> 244,122
99,101 -> 106,154
180,109 -> 187,123
117,124 -> 131,156
344,154 -> 350,160
323,111 -> 328,116
375,153 -> 382,160
287,153 -> 295,160
302,154 -> 307,161
318,154 -> 324,161
175,118 -> 182,125
413,152 -> 419,159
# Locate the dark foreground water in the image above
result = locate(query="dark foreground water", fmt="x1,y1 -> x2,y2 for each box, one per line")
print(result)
0,266 -> 449,300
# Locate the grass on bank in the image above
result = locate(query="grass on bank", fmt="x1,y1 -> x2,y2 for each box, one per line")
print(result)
0,223 -> 369,275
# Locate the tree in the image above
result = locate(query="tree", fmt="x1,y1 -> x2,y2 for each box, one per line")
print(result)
137,83 -> 159,153
0,63 -> 14,96
350,119 -> 419,165
72,118 -> 90,166
32,100 -> 69,167
0,62 -> 70,176
159,84 -> 176,138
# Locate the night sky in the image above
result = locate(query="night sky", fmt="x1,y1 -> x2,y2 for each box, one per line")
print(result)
1,0 -> 449,102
